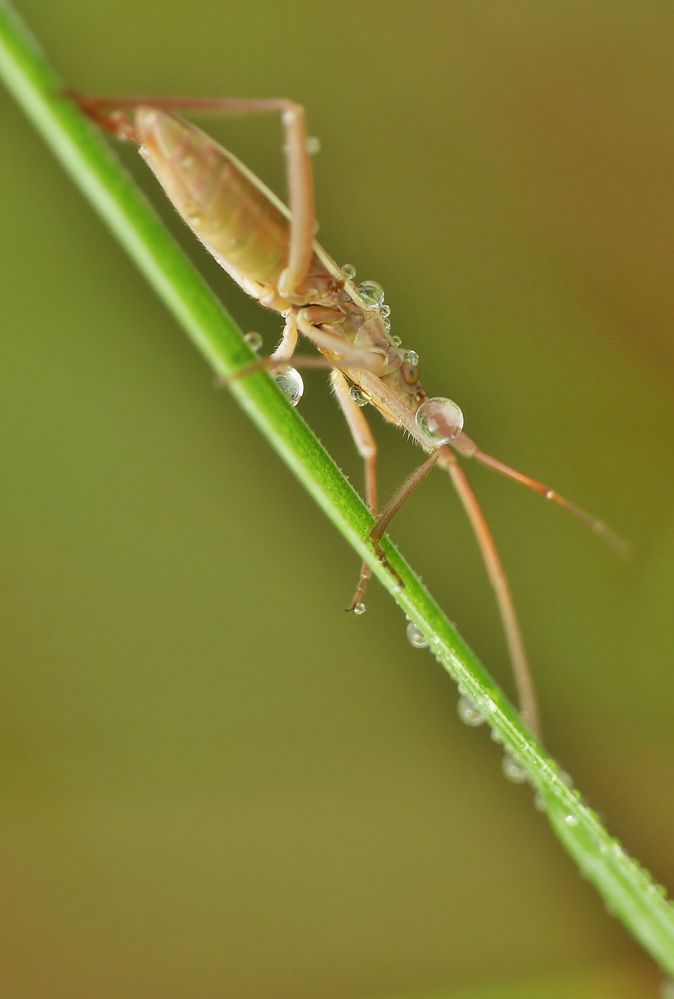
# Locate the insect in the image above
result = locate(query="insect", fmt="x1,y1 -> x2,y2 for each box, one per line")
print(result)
73,93 -> 627,737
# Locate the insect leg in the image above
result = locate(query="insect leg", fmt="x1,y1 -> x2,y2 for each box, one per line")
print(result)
331,370 -> 379,608
71,93 -> 315,294
272,313 -> 299,363
225,311 -> 387,384
437,447 -> 541,736
348,450 -> 440,610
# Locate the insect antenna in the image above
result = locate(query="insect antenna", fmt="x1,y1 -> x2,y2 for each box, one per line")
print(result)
454,434 -> 630,558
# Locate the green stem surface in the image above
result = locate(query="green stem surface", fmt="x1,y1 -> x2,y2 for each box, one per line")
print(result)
1,0 -> 672,974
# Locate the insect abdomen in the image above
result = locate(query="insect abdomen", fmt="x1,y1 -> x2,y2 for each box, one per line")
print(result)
136,107 -> 290,288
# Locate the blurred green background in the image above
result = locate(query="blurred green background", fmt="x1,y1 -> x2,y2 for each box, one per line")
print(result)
1,1 -> 673,996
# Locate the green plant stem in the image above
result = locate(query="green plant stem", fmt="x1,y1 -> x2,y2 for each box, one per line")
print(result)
1,0 -> 672,974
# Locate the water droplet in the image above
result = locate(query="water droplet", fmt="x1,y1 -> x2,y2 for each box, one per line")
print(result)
358,279 -> 385,308
406,621 -> 429,648
379,304 -> 391,319
391,335 -> 401,346
405,349 -> 420,367
383,320 -> 392,332
415,397 -> 464,447
502,755 -> 527,784
274,367 -> 304,407
353,602 -> 366,616
349,385 -> 369,407
244,331 -> 263,353
306,135 -> 321,155
457,696 -> 485,726
564,814 -> 579,827
477,693 -> 496,715
341,263 -> 357,280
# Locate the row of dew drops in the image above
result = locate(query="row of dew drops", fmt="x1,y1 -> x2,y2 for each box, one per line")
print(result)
342,265 -> 464,450
342,264 -> 420,399
400,616 -> 672,921
405,618 -> 531,785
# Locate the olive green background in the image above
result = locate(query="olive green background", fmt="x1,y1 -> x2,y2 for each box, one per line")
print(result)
1,2 -> 673,997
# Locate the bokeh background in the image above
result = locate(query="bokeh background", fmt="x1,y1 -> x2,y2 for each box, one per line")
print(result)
1,2 -> 673,996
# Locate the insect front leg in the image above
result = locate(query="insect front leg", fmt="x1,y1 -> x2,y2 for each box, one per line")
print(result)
331,371 -> 379,611
437,447 -> 541,736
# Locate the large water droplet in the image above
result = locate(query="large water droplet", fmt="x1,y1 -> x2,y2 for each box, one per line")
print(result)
349,385 -> 369,407
405,349 -> 420,367
244,331 -> 263,353
274,367 -> 304,407
457,696 -> 485,726
502,755 -> 527,783
406,621 -> 429,649
415,397 -> 464,447
341,263 -> 357,280
352,602 -> 366,616
358,279 -> 385,308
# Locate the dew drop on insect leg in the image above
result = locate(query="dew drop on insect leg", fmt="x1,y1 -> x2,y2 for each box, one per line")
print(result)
341,263 -> 357,280
349,385 -> 369,407
457,695 -> 485,726
404,349 -> 420,367
274,367 -> 304,407
406,621 -> 429,649
353,602 -> 366,616
415,397 -> 464,447
358,280 -> 385,308
244,331 -> 263,353
391,334 -> 401,345
502,754 -> 527,783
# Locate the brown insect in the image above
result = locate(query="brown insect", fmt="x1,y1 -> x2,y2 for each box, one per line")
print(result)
73,93 -> 627,736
